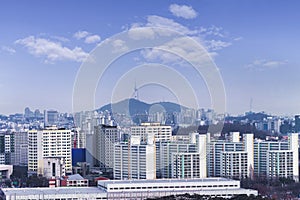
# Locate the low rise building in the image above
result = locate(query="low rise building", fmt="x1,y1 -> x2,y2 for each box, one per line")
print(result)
0,178 -> 258,200
98,178 -> 258,199
0,164 -> 13,180
0,187 -> 107,200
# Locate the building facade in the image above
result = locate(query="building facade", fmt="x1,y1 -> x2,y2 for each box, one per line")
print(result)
114,135 -> 156,180
220,151 -> 248,179
94,125 -> 119,170
28,127 -> 72,175
131,122 -> 172,142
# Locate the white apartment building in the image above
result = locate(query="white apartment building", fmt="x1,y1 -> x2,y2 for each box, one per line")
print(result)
131,122 -> 172,142
114,135 -> 156,180
171,133 -> 207,179
289,133 -> 299,181
156,140 -> 197,178
254,139 -> 290,177
208,132 -> 299,181
172,153 -> 203,178
267,150 -> 293,178
207,140 -> 244,177
243,134 -> 254,178
220,151 -> 248,179
28,127 -> 72,175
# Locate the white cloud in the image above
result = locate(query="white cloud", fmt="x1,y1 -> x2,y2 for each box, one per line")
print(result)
1,46 -> 16,54
51,35 -> 70,42
15,36 -> 88,62
128,15 -> 236,63
234,37 -> 243,41
146,15 -> 197,35
73,31 -> 89,40
84,34 -> 101,44
128,27 -> 156,40
169,4 -> 197,19
141,36 -> 211,66
205,40 -> 232,51
112,39 -> 128,53
73,30 -> 101,44
199,25 -> 226,38
245,59 -> 287,70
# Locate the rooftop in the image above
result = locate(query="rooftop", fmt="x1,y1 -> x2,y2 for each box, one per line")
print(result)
67,174 -> 85,180
1,187 -> 105,196
98,177 -> 236,185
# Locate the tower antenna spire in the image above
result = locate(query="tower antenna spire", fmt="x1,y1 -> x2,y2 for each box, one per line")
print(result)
134,80 -> 139,100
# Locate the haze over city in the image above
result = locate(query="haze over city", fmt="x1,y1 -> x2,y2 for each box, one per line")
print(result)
1,0 -> 300,116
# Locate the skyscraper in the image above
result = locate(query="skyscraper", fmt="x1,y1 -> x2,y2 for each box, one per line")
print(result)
12,131 -> 28,166
94,125 -> 119,171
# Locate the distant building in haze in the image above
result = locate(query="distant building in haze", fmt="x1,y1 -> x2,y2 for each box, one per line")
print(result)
295,115 -> 300,132
44,110 -> 59,127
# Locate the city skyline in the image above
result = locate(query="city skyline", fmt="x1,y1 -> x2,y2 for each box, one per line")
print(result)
1,0 -> 300,116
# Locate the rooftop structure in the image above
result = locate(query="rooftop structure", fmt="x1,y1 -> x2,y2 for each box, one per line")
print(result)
0,187 -> 107,200
98,177 -> 258,199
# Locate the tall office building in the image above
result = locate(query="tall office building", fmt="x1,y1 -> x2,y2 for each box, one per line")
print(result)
44,110 -> 59,127
12,131 -> 28,166
295,115 -> 300,133
114,134 -> 156,180
94,125 -> 119,171
28,127 -> 72,176
131,122 -> 172,142
0,133 -> 14,165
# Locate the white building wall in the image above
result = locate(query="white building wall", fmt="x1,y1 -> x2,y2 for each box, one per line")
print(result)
289,133 -> 299,182
28,128 -> 72,175
243,134 -> 254,178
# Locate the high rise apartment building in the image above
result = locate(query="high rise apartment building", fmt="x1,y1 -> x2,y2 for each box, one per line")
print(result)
207,132 -> 299,181
114,134 -> 156,180
207,140 -> 244,177
131,122 -> 172,142
28,127 -> 72,176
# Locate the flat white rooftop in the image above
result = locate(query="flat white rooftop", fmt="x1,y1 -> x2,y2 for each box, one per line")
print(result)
100,177 -> 232,185
1,187 -> 105,196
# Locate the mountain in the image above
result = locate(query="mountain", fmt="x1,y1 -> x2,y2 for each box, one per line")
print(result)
98,98 -> 184,116
225,112 -> 270,122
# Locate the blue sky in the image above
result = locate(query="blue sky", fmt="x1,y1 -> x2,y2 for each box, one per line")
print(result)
0,0 -> 300,116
